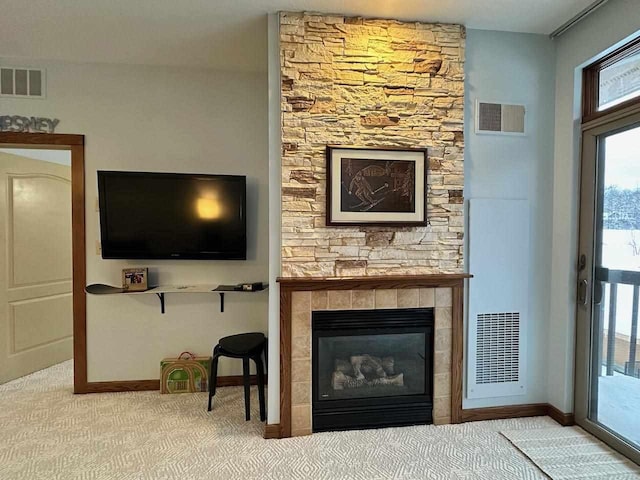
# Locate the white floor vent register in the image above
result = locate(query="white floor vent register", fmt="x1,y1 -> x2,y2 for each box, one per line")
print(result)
467,199 -> 528,399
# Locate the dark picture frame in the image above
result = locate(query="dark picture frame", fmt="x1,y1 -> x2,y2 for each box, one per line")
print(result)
326,146 -> 428,226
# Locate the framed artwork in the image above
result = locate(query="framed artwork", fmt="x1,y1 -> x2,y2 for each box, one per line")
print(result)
326,146 -> 428,226
122,268 -> 148,292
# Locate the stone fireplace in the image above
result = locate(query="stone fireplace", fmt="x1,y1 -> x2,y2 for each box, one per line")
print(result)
275,10 -> 468,439
278,275 -> 467,438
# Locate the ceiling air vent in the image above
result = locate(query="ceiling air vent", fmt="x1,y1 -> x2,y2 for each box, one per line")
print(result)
475,312 -> 520,385
476,101 -> 525,135
0,67 -> 45,98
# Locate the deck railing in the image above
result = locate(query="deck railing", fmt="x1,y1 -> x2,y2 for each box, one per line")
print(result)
596,268 -> 640,377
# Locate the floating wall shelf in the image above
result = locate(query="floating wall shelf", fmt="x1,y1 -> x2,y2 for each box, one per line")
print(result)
85,283 -> 268,313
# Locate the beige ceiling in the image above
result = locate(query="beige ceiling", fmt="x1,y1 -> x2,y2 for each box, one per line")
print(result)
0,0 -> 597,72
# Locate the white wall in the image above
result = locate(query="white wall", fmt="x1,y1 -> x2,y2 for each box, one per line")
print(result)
0,59 -> 268,381
266,13 -> 282,424
464,29 -> 556,408
549,0 -> 640,412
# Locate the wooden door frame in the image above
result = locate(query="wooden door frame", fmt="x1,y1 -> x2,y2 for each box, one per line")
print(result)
0,132 -> 87,393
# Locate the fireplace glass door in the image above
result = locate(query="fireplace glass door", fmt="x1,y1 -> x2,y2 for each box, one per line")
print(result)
316,333 -> 427,401
312,308 -> 434,432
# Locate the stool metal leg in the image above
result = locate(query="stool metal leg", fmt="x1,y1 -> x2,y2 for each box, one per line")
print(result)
263,338 -> 268,374
208,346 -> 220,412
255,354 -> 266,422
242,357 -> 251,421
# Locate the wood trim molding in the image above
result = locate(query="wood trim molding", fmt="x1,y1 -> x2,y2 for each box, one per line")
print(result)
461,403 -> 574,425
461,404 -> 548,422
277,274 -> 471,291
83,375 -> 265,394
0,133 -> 87,394
216,375 -> 268,388
546,404 -> 575,426
280,288 -> 293,438
264,423 -> 282,439
0,132 -> 84,146
85,380 -> 160,393
71,144 -> 87,394
451,284 -> 464,424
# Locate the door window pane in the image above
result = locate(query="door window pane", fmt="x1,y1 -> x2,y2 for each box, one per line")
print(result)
593,125 -> 640,448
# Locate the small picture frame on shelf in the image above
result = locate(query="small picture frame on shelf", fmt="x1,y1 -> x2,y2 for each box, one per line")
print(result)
122,268 -> 148,291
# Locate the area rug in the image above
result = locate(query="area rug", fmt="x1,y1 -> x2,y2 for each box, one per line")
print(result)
501,426 -> 640,479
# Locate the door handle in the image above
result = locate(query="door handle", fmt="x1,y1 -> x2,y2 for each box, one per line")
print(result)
593,280 -> 603,305
578,279 -> 589,306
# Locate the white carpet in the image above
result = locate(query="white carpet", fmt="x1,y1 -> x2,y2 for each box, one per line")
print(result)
0,361 -> 577,480
501,426 -> 640,479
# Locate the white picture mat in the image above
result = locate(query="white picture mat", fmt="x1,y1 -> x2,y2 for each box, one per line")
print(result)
330,148 -> 425,223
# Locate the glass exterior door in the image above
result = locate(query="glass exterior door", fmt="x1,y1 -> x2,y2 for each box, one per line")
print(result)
576,112 -> 640,463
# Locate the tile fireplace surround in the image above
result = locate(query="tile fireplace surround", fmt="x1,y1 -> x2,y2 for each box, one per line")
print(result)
277,274 -> 470,438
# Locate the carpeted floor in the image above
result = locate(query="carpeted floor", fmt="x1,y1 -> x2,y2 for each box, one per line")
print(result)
0,361 -> 564,480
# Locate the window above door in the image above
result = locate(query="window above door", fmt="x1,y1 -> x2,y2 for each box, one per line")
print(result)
583,36 -> 640,123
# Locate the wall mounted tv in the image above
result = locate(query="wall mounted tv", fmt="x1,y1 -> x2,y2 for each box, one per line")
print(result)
98,171 -> 246,260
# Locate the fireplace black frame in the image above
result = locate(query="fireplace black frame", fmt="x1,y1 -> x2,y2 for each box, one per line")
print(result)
312,307 -> 434,432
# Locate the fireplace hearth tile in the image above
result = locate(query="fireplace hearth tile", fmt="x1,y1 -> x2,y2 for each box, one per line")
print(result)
433,414 -> 452,426
292,381 -> 311,405
435,288 -> 452,307
292,404 -> 312,432
352,290 -> 375,309
434,373 -> 451,397
435,328 -> 452,352
435,307 -> 452,329
434,351 -> 451,374
286,284 -> 459,436
375,289 -> 398,308
292,359 -> 311,382
292,335 -> 311,359
419,288 -> 435,307
292,291 -> 311,313
292,311 -> 311,337
311,291 -> 328,310
328,290 -> 351,310
397,289 -> 419,308
434,396 -> 451,419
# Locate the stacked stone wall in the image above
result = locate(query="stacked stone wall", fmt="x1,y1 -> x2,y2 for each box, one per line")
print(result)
280,12 -> 465,276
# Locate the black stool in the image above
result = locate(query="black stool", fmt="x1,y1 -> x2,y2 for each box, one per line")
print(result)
207,332 -> 266,421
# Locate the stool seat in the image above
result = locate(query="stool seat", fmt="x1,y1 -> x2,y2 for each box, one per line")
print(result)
219,332 -> 265,355
207,332 -> 267,422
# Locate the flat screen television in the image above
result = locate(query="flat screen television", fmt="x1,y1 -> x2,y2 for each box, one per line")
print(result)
98,171 -> 246,260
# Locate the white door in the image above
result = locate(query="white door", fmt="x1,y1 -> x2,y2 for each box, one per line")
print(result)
0,150 -> 73,384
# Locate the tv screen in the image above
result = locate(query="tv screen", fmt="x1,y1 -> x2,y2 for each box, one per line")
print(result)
98,171 -> 246,260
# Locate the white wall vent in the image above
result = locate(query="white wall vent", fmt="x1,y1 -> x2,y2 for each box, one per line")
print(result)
475,100 -> 525,135
475,312 -> 520,385
0,67 -> 45,98
467,199 -> 528,400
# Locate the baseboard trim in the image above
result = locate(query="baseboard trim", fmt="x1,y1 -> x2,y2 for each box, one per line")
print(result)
216,375 -> 268,388
546,403 -> 575,426
264,423 -> 282,439
461,403 -> 548,422
461,403 -> 574,424
81,375 -> 267,394
84,380 -> 160,393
